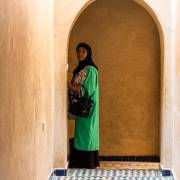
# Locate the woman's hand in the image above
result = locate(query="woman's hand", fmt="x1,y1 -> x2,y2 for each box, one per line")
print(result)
68,81 -> 81,93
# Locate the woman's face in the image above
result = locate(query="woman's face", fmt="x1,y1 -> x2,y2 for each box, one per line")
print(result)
77,47 -> 88,61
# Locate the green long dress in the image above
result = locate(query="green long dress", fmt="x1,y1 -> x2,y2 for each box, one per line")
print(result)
73,66 -> 99,151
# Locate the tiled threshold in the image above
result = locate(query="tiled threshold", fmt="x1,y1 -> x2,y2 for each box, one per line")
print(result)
49,156 -> 173,180
49,162 -> 173,180
50,169 -> 173,180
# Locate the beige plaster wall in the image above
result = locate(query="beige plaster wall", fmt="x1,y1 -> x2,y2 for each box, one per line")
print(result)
134,0 -> 175,169
0,1 -> 54,180
173,1 -> 180,179
68,0 -> 160,156
55,0 -> 175,169
54,0 -> 68,168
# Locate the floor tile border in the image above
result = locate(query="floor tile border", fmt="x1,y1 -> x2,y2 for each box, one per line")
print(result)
99,156 -> 160,162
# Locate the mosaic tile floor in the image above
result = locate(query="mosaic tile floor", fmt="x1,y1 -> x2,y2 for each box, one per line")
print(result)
50,162 -> 174,180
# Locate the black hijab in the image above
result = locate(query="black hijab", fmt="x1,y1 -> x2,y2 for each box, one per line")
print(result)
73,43 -> 98,75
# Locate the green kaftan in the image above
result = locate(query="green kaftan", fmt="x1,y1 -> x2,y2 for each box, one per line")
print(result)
73,66 -> 99,151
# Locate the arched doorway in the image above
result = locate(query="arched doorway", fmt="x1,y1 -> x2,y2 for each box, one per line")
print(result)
68,0 -> 161,157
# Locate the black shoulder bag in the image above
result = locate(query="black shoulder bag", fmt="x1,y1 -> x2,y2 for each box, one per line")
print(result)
68,90 -> 93,117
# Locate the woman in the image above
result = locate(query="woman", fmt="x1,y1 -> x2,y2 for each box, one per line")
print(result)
68,43 -> 99,169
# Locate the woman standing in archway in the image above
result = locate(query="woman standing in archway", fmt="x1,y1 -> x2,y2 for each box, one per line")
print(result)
68,43 -> 99,169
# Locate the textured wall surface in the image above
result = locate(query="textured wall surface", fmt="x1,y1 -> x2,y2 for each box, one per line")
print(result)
68,0 -> 160,156
0,1 -> 54,180
173,1 -> 180,179
54,0 -> 69,168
